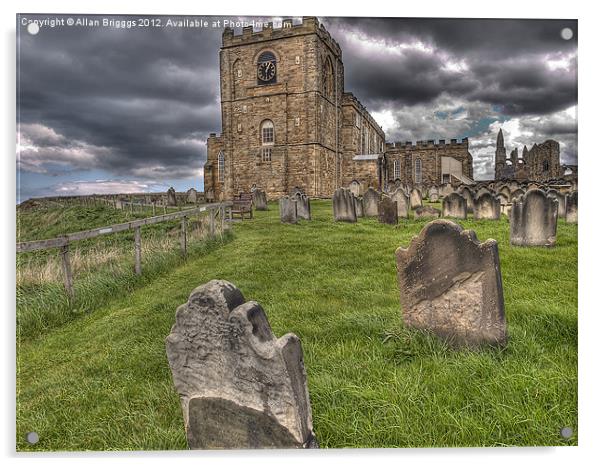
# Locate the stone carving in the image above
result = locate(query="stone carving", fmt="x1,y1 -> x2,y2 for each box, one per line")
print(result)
565,191 -> 578,224
253,190 -> 268,211
362,187 -> 381,217
167,187 -> 177,206
332,188 -> 357,223
442,193 -> 467,219
378,196 -> 398,225
510,189 -> 558,246
294,193 -> 311,220
409,188 -> 423,210
390,189 -> 410,219
165,280 -> 318,449
414,205 -> 441,219
395,220 -> 507,347
279,196 -> 298,224
474,193 -> 501,220
186,188 -> 198,204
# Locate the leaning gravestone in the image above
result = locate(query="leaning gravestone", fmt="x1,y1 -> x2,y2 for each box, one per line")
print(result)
409,188 -> 423,210
253,190 -> 268,211
395,220 -> 507,347
332,188 -> 357,223
510,189 -> 558,246
167,187 -> 177,206
378,196 -> 398,225
362,187 -> 380,217
294,193 -> 311,220
279,196 -> 298,224
165,280 -> 318,449
354,195 -> 364,218
186,188 -> 198,204
414,205 -> 440,219
546,189 -> 566,219
390,189 -> 410,219
565,191 -> 578,224
442,193 -> 467,219
474,193 -> 501,220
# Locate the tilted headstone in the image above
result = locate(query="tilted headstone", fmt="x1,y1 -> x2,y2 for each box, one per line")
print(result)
362,187 -> 381,217
165,280 -> 318,449
332,188 -> 357,223
390,189 -> 410,219
428,186 -> 440,202
565,191 -> 578,224
474,193 -> 501,220
409,188 -> 423,210
546,189 -> 566,218
253,190 -> 268,211
442,193 -> 467,219
294,193 -> 311,220
510,189 -> 558,246
279,196 -> 298,224
414,205 -> 440,219
167,187 -> 177,206
395,220 -> 507,347
186,188 -> 198,204
458,187 -> 474,213
377,196 -> 398,225
354,195 -> 364,218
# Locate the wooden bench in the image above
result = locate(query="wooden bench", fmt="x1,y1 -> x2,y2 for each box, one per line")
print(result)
231,193 -> 253,220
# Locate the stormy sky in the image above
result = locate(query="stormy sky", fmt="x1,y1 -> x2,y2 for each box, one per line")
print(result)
16,14 -> 577,200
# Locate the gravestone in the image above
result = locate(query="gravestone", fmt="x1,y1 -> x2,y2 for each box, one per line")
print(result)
428,186 -> 440,202
395,220 -> 507,347
414,205 -> 440,219
362,187 -> 381,217
441,184 -> 454,197
476,187 -> 492,200
294,193 -> 311,220
167,187 -> 177,206
349,180 -> 361,197
377,196 -> 398,225
253,190 -> 268,211
390,189 -> 410,219
458,187 -> 474,213
354,195 -> 364,218
279,196 -> 298,224
510,189 -> 558,246
565,191 -> 578,224
510,188 -> 525,201
186,188 -> 198,204
474,193 -> 501,220
546,189 -> 566,218
497,194 -> 512,216
409,188 -> 423,210
497,186 -> 511,200
442,193 -> 467,219
165,280 -> 318,449
332,188 -> 357,223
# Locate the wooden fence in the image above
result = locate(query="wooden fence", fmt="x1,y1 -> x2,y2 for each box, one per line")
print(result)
17,201 -> 233,299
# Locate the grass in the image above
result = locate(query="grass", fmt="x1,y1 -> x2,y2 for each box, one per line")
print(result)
16,199 -> 577,450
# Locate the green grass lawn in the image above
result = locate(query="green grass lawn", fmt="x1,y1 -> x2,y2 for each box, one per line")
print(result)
16,199 -> 577,450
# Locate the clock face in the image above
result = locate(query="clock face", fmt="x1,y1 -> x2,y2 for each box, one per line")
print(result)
257,61 -> 276,82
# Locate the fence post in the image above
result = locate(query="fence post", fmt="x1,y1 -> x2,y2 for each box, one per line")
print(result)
220,204 -> 225,235
134,226 -> 142,275
209,208 -> 215,238
180,216 -> 188,256
60,243 -> 74,299
163,203 -> 167,215
152,201 -> 156,216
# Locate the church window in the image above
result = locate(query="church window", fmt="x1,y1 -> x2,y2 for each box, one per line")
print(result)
323,57 -> 334,100
543,160 -> 549,172
394,160 -> 401,180
260,120 -> 274,162
415,158 -> 422,184
218,151 -> 225,183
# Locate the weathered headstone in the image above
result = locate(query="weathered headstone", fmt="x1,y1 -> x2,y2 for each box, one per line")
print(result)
377,196 -> 398,225
510,188 -> 525,201
476,187 -> 492,200
565,191 -> 578,224
442,193 -> 467,219
497,194 -> 512,217
474,193 -> 501,220
167,187 -> 177,206
458,187 -> 474,213
441,183 -> 454,197
546,189 -> 566,218
428,186 -> 439,202
349,180 -> 361,197
362,187 -> 381,217
414,205 -> 440,219
332,188 -> 357,223
253,190 -> 268,211
390,189 -> 410,219
294,193 -> 311,220
354,195 -> 364,218
409,188 -> 423,210
510,189 -> 558,246
165,280 -> 318,449
395,220 -> 507,347
497,185 -> 511,200
186,188 -> 198,204
279,196 -> 298,224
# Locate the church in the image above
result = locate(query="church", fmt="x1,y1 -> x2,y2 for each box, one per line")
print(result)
204,17 -> 474,200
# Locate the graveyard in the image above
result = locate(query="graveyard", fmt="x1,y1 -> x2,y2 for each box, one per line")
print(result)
16,195 -> 577,450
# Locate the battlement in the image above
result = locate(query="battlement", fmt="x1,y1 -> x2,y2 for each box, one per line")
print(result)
222,17 -> 342,55
342,92 -> 385,138
385,137 -> 469,150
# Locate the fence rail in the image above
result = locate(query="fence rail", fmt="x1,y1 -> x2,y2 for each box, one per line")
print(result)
17,201 -> 233,299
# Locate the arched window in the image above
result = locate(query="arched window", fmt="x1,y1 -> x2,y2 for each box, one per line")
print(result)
260,120 -> 274,162
393,160 -> 401,180
323,57 -> 334,99
218,151 -> 225,183
414,158 -> 422,184
257,51 -> 276,85
543,160 -> 549,172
